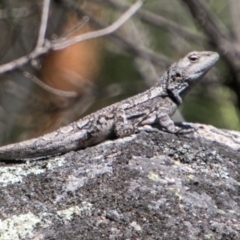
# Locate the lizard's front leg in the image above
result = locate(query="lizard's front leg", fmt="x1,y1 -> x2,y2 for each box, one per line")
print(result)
157,113 -> 196,134
157,113 -> 180,133
138,106 -> 195,134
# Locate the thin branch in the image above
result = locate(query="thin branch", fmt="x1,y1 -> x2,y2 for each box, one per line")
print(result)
181,0 -> 231,47
181,0 -> 240,107
0,0 -> 144,74
52,0 -> 144,50
60,16 -> 90,40
122,19 -> 160,86
0,41 -> 49,74
229,0 -> 240,42
23,71 -> 78,98
36,0 -> 50,49
81,9 -> 171,67
98,0 -> 207,43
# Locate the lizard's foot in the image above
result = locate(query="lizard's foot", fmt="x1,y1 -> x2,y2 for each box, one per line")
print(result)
172,123 -> 198,134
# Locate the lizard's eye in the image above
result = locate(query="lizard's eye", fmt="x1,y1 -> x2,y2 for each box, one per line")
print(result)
188,54 -> 199,62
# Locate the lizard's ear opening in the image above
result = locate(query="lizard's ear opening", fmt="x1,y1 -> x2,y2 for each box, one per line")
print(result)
175,72 -> 182,80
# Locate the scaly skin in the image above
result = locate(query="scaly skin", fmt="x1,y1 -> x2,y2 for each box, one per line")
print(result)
0,51 -> 219,160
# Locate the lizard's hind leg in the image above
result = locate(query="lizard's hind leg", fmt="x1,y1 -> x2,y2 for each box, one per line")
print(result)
114,107 -> 135,138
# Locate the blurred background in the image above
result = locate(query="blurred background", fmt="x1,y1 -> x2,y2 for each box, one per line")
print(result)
0,0 -> 239,145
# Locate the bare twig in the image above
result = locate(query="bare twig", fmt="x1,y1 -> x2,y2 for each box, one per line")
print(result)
180,0 -> 233,52
60,16 -> 90,40
229,0 -> 240,42
98,0 -> 207,43
0,0 -> 144,74
53,0 -> 144,50
181,0 -> 240,107
80,9 -> 170,67
123,19 -> 160,86
23,71 -> 78,98
36,0 -> 50,49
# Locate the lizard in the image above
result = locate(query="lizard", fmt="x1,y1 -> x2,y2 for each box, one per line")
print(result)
0,51 -> 219,161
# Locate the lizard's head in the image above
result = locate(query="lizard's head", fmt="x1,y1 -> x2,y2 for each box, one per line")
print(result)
166,51 -> 219,104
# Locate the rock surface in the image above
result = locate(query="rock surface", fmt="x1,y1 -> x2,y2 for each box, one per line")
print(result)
0,123 -> 240,240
